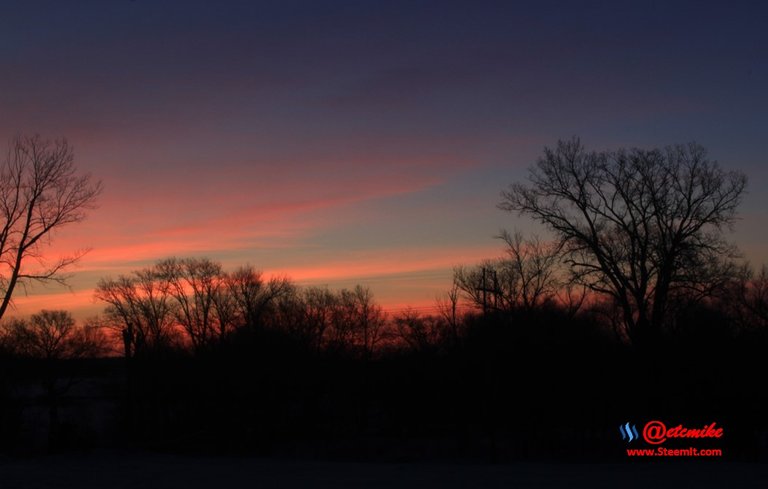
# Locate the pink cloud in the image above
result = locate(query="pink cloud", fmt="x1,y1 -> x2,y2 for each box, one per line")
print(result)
26,168 -> 445,280
8,242 -> 503,321
270,244 -> 502,284
9,289 -> 102,319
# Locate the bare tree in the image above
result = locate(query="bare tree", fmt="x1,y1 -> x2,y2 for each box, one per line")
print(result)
0,135 -> 101,319
453,232 -> 559,314
289,286 -> 337,352
497,230 -> 560,311
347,285 -> 386,360
0,309 -> 107,449
2,309 -> 105,360
348,285 -> 386,360
94,268 -> 178,356
156,257 -> 228,350
95,260 -> 296,354
454,259 -> 513,314
326,285 -> 385,359
500,138 -> 747,348
225,265 -> 292,329
723,264 -> 768,332
393,307 -> 445,352
211,277 -> 238,341
436,278 -> 463,344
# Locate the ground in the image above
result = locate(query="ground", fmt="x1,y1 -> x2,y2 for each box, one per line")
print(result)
1,452 -> 767,488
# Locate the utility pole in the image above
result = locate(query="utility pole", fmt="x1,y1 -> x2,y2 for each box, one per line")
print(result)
478,266 -> 501,315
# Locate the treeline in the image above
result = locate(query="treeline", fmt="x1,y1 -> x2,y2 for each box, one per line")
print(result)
91,257 -> 416,359
0,256 -> 767,460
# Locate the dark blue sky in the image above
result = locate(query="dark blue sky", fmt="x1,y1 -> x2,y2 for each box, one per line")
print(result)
1,0 -> 766,316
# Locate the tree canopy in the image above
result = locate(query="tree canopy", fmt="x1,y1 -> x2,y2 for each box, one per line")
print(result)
0,135 -> 101,320
500,138 -> 747,347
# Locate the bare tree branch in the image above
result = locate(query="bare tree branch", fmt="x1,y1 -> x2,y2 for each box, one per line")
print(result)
0,135 -> 101,320
499,138 -> 747,347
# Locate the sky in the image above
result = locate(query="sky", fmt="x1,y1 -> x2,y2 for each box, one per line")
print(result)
1,0 -> 767,320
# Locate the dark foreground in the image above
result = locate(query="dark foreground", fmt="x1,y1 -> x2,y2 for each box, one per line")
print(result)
1,452 -> 766,489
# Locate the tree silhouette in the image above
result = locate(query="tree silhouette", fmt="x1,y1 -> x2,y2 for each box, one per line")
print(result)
94,268 -> 178,357
0,310 -> 107,450
2,309 -> 105,360
500,138 -> 747,348
156,257 -> 229,350
0,135 -> 101,320
723,264 -> 768,332
340,285 -> 385,360
393,307 -> 446,352
225,265 -> 292,330
453,232 -> 559,315
271,286 -> 335,352
435,279 -> 463,345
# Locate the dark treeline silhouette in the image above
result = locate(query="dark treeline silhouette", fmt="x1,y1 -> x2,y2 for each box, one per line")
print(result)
0,139 -> 765,462
0,256 -> 766,460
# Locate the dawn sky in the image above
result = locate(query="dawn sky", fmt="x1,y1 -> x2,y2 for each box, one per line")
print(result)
1,0 -> 767,319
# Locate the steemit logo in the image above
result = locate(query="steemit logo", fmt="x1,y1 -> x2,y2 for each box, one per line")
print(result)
619,422 -> 639,442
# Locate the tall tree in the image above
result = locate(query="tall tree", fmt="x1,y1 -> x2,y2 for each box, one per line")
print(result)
0,135 -> 101,319
225,265 -> 292,329
2,309 -> 105,360
94,268 -> 178,356
156,257 -> 227,350
500,138 -> 746,347
454,232 -> 560,314
1,310 -> 107,450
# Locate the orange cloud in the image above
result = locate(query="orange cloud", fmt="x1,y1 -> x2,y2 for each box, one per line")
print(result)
8,289 -> 101,319
7,242 -> 503,321
270,243 -> 500,283
47,171 -> 444,273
